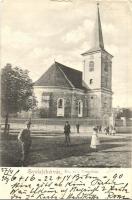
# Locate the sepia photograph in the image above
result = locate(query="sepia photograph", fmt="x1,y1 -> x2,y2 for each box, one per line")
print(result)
1,0 -> 132,169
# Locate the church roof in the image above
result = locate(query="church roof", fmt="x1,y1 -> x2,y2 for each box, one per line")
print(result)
34,61 -> 86,90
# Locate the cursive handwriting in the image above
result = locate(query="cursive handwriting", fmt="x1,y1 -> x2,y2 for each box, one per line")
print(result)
1,168 -> 131,199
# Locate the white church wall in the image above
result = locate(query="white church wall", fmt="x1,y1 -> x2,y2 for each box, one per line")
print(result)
83,52 -> 101,90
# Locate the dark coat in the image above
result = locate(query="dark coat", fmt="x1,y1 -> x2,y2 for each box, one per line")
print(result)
18,128 -> 31,145
64,124 -> 71,135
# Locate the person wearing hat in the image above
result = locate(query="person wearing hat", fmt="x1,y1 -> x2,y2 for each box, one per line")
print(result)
18,119 -> 32,166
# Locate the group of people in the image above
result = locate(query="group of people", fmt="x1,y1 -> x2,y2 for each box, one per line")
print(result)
104,125 -> 116,135
94,125 -> 116,136
63,122 -> 117,150
18,120 -> 116,166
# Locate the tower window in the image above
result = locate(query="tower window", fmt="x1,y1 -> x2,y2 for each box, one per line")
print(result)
90,79 -> 93,84
89,61 -> 94,72
105,78 -> 108,87
104,61 -> 108,72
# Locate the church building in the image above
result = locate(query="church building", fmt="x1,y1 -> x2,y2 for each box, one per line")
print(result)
34,4 -> 113,119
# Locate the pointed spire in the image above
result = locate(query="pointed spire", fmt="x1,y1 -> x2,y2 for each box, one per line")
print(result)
81,3 -> 109,56
93,2 -> 104,49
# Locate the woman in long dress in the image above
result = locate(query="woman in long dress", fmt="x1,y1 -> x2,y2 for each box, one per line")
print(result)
90,127 -> 100,149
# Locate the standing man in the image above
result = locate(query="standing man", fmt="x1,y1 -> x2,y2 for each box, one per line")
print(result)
76,122 -> 80,133
64,121 -> 71,146
18,120 -> 32,166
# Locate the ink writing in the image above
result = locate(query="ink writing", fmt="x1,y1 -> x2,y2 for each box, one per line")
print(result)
1,168 -> 131,199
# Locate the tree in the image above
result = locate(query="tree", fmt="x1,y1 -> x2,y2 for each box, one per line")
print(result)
120,108 -> 132,119
115,108 -> 132,119
1,63 -> 37,137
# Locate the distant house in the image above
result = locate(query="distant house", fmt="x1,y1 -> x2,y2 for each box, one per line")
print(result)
34,4 -> 113,119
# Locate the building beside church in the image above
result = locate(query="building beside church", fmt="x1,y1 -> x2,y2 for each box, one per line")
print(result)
34,4 -> 113,119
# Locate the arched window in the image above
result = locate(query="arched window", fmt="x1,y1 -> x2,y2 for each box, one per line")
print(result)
90,79 -> 93,84
58,98 -> 63,108
78,100 -> 83,117
89,61 -> 94,72
78,101 -> 81,115
57,98 -> 64,117
104,61 -> 108,72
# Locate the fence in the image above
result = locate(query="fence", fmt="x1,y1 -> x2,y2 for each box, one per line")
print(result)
1,118 -> 102,125
1,118 -> 132,133
1,118 -> 102,133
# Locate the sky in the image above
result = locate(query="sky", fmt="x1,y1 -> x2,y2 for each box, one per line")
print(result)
1,0 -> 132,108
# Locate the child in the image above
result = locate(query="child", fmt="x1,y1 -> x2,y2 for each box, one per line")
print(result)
90,127 -> 100,149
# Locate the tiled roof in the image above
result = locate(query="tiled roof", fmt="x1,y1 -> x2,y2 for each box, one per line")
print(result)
34,62 -> 86,90
56,62 -> 86,90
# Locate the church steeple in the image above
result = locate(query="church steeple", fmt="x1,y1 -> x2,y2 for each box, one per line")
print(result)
81,3 -> 113,119
93,2 -> 104,49
81,3 -> 105,56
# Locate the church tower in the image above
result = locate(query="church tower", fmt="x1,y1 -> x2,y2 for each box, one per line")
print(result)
82,3 -> 113,119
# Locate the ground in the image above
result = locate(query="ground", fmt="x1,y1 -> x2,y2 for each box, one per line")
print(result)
0,132 -> 132,167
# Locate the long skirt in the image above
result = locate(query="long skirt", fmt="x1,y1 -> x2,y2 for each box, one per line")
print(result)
90,134 -> 99,149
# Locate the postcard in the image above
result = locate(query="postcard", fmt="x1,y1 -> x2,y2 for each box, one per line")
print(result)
0,0 -> 132,199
